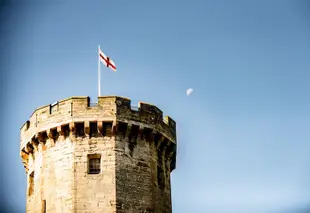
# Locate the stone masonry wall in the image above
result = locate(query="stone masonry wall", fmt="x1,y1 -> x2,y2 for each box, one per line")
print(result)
25,134 -> 75,213
73,134 -> 116,212
115,128 -> 154,212
114,127 -> 173,213
42,137 -> 75,213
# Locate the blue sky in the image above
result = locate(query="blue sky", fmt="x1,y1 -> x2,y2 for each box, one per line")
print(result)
1,0 -> 310,212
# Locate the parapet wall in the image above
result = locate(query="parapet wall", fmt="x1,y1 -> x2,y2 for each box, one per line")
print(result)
21,96 -> 176,144
20,96 -> 177,172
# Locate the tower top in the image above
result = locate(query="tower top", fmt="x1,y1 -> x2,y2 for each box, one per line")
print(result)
20,96 -> 177,169
21,96 -> 176,140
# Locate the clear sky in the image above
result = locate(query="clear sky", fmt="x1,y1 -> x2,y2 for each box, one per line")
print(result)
1,1 -> 310,212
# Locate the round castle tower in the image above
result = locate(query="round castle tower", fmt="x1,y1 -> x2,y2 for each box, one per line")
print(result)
20,96 -> 177,213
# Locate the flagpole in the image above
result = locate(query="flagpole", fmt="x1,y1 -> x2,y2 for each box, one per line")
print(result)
98,45 -> 101,97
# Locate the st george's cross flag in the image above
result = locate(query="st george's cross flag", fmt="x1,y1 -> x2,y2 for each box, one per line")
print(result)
98,47 -> 117,72
97,46 -> 117,96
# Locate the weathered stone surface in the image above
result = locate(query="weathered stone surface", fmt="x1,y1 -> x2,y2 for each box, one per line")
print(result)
20,96 -> 177,213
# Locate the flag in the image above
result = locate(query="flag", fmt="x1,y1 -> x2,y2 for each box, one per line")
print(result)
98,48 -> 117,72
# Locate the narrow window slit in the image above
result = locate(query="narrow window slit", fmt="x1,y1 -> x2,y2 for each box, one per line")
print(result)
88,154 -> 101,174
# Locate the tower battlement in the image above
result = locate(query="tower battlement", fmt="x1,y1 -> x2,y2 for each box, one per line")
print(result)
20,96 -> 177,212
20,96 -> 176,145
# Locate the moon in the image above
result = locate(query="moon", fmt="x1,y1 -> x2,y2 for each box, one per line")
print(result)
186,88 -> 194,96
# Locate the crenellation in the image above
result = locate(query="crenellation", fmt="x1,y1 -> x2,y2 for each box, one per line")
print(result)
98,96 -> 118,107
21,96 -> 176,143
114,96 -> 131,108
20,120 -> 29,132
139,102 -> 163,124
164,116 -> 176,132
29,104 -> 49,119
35,105 -> 50,125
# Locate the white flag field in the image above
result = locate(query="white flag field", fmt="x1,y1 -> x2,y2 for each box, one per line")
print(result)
97,46 -> 117,96
98,47 -> 117,72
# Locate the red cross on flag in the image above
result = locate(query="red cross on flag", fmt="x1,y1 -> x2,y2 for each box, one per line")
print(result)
99,48 -> 117,72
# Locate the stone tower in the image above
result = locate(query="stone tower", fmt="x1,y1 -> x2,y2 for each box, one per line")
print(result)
20,96 -> 177,213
